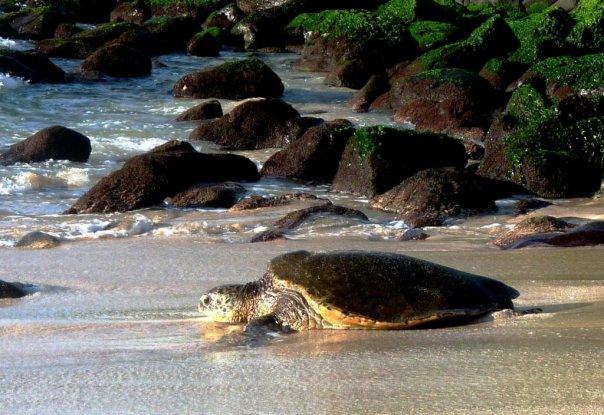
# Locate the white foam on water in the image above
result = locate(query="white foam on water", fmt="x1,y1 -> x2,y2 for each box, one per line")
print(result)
0,73 -> 27,89
0,172 -> 67,195
55,167 -> 90,187
0,36 -> 33,51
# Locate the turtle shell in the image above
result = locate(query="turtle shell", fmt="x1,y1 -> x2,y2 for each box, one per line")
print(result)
267,250 -> 519,329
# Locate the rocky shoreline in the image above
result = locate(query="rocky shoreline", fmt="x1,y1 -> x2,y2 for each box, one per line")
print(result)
0,0 -> 602,250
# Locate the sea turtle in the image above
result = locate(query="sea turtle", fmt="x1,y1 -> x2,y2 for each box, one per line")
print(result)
198,250 -> 528,331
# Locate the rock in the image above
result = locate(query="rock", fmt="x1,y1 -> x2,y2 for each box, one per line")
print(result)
203,3 -> 244,30
37,38 -> 94,59
148,0 -> 222,22
66,141 -> 260,214
0,126 -> 91,165
250,228 -> 285,243
332,126 -> 468,197
0,49 -> 65,83
515,198 -> 551,215
0,280 -> 27,299
348,73 -> 389,113
3,6 -> 73,39
274,202 -> 368,230
545,221 -> 604,248
390,68 -> 499,139
493,215 -> 576,249
260,119 -> 354,183
175,99 -> 223,122
190,98 -> 316,150
250,201 -> 368,242
187,29 -> 221,56
400,15 -> 519,77
167,183 -> 245,208
71,21 -> 141,49
105,27 -> 158,57
144,16 -> 199,54
371,167 -> 517,228
110,0 -> 151,25
399,228 -> 429,241
230,193 -> 319,211
25,0 -> 118,23
478,87 -> 603,198
80,43 -> 152,78
231,11 -> 286,50
53,22 -> 82,39
172,57 -> 284,99
14,231 -> 61,249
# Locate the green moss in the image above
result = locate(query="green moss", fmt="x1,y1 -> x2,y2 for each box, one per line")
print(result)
352,126 -> 387,158
287,9 -> 378,41
72,21 -> 134,42
417,15 -> 516,71
203,26 -> 222,38
525,0 -> 551,14
409,20 -> 460,49
218,57 -> 269,74
506,84 -> 553,128
567,0 -> 604,50
528,53 -> 604,91
466,2 -> 526,19
506,7 -> 574,65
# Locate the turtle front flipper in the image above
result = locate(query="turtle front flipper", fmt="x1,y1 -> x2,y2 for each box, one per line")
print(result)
245,291 -> 322,334
244,314 -> 296,335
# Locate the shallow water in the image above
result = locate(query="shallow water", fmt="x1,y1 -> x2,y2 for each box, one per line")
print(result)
0,238 -> 602,414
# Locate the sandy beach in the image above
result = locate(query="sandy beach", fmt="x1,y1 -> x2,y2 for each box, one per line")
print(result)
1,237 -> 602,414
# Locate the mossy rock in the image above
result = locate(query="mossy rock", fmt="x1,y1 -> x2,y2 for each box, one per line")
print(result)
465,2 -> 527,20
332,126 -> 468,197
567,0 -> 604,51
375,0 -> 465,25
506,7 -> 574,66
187,28 -> 221,56
37,38 -> 94,58
148,0 -> 219,21
520,53 -> 604,98
479,56 -> 528,90
413,15 -> 518,73
72,21 -> 138,47
409,20 -> 462,50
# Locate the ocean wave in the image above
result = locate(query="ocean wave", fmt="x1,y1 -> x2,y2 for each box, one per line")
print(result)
0,172 -> 67,195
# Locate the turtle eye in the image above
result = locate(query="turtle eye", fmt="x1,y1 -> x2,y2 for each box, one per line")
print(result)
202,296 -> 211,306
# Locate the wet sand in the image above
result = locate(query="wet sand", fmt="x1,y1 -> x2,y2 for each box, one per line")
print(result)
1,238 -> 602,414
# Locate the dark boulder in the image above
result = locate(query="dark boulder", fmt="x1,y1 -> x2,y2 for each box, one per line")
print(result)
4,6 -> 74,39
399,228 -> 429,241
0,49 -> 65,83
260,119 -> 354,183
110,0 -> 151,25
231,11 -> 287,50
0,280 -> 27,299
0,126 -> 91,165
80,43 -> 152,78
493,215 -> 574,249
143,16 -> 198,54
15,231 -> 61,249
349,72 -> 389,113
390,68 -> 500,140
53,22 -> 82,39
203,3 -> 244,30
65,141 -> 259,214
25,0 -> 118,23
167,183 -> 245,209
371,167 -> 519,228
230,192 -> 320,211
332,126 -> 468,197
173,57 -> 284,99
187,29 -> 221,56
251,201 -> 368,242
190,98 -> 316,150
175,99 -> 223,122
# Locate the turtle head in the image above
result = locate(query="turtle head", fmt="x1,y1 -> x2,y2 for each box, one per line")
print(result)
198,284 -> 248,323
